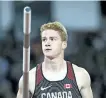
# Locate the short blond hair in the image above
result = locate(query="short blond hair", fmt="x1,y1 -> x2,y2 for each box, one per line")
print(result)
40,21 -> 68,41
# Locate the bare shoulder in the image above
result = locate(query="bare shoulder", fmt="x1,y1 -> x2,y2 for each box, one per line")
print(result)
29,67 -> 36,75
29,67 -> 36,81
72,64 -> 91,86
72,64 -> 90,77
16,67 -> 37,97
18,67 -> 36,90
19,67 -> 36,82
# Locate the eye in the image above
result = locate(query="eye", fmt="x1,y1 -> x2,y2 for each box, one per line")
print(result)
50,37 -> 57,41
42,38 -> 46,42
51,38 -> 54,41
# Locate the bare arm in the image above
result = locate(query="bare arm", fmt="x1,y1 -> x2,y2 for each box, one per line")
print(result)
80,69 -> 93,98
17,89 -> 23,98
16,67 -> 36,98
16,76 -> 23,98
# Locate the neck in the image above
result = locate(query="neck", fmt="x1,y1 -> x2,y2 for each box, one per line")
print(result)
43,52 -> 65,72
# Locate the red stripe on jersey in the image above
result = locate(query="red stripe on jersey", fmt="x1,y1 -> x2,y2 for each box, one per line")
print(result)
67,61 -> 74,80
36,64 -> 43,85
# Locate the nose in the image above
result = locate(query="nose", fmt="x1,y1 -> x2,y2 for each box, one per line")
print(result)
45,40 -> 51,47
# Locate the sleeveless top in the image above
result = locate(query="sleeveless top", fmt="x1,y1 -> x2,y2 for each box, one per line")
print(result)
32,61 -> 82,98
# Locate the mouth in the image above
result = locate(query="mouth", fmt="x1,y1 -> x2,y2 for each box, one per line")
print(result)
45,49 -> 52,51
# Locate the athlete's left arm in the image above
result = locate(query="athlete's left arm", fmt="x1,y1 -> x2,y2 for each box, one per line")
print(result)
80,69 -> 93,98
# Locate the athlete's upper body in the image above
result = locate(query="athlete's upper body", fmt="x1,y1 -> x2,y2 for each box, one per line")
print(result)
16,21 -> 93,98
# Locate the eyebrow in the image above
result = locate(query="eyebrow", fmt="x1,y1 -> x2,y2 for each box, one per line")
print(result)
42,37 -> 46,39
42,36 -> 58,39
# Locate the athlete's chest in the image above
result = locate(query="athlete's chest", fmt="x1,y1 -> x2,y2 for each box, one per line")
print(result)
40,82 -> 73,98
43,69 -> 67,81
35,78 -> 80,98
32,62 -> 82,98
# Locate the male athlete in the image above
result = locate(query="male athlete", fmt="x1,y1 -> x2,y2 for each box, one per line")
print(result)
16,21 -> 93,98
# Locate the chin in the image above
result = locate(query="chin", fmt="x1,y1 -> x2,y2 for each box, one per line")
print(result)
45,55 -> 55,60
47,56 -> 54,60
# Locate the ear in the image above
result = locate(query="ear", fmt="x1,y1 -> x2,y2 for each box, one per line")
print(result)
62,41 -> 67,49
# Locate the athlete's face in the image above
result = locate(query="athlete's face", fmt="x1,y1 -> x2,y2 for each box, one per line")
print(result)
41,29 -> 67,59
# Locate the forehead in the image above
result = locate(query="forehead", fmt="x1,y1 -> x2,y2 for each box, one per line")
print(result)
41,29 -> 60,38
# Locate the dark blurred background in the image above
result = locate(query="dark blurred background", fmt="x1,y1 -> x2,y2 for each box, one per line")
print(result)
0,1 -> 106,98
